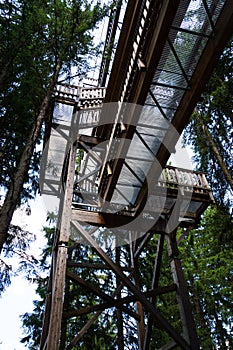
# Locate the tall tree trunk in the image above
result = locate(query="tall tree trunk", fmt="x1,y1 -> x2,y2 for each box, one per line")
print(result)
0,61 -> 11,90
188,272 -> 210,328
0,139 -> 9,164
196,112 -> 233,191
212,302 -> 228,349
0,61 -> 61,254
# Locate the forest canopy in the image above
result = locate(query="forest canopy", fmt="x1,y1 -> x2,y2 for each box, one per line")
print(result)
0,0 -> 108,253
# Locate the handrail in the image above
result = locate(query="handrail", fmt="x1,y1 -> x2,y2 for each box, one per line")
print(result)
73,165 -> 212,211
158,166 -> 210,190
53,83 -> 81,102
53,83 -> 106,108
79,87 -> 106,109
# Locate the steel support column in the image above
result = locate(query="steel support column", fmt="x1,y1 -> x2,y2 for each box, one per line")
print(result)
130,239 -> 145,350
116,246 -> 125,350
143,233 -> 165,350
45,143 -> 76,350
166,231 -> 200,349
74,221 -> 191,349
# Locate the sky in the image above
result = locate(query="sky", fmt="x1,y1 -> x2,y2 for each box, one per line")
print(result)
0,196 -> 47,349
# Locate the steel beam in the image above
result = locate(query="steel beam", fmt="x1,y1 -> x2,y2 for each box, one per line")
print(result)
143,233 -> 165,350
166,231 -> 199,349
45,144 -> 76,350
74,221 -> 191,349
63,284 -> 176,320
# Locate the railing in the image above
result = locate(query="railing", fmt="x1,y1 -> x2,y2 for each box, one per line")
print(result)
119,0 -> 162,102
53,83 -> 81,103
98,0 -> 126,87
79,87 -> 106,109
158,166 -> 210,193
73,165 -> 212,212
54,84 -> 106,106
53,83 -> 106,128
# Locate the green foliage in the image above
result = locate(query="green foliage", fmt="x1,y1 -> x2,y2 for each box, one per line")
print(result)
180,205 -> 233,349
138,236 -> 182,349
20,214 -> 55,348
21,298 -> 45,348
181,39 -> 233,347
0,223 -> 37,294
0,0 -> 108,272
136,205 -> 233,349
20,206 -> 233,349
76,148 -> 84,172
20,223 -> 120,349
0,0 -> 107,204
183,40 -> 233,205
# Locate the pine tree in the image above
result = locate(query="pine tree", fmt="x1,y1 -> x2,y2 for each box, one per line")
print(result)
180,206 -> 233,349
21,224 -> 119,349
0,0 -> 107,253
183,40 -> 233,206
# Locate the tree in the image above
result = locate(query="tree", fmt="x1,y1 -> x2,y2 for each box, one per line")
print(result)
21,206 -> 233,349
136,205 -> 233,349
180,205 -> 233,349
0,222 -> 38,295
21,223 -> 120,349
183,40 -> 233,206
0,0 -> 107,253
20,223 -> 53,349
19,4 -> 233,349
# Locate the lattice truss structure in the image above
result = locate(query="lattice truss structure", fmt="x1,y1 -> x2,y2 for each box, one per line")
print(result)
40,1 -> 233,349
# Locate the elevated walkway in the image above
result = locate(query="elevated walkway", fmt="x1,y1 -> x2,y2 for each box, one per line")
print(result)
40,1 -> 233,349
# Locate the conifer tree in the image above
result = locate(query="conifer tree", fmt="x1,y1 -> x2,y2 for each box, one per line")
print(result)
183,40 -> 233,206
0,0 -> 107,253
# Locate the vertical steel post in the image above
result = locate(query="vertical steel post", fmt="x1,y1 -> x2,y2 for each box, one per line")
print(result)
143,233 -> 165,350
130,238 -> 146,350
116,245 -> 124,350
166,232 -> 200,350
46,143 -> 76,350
